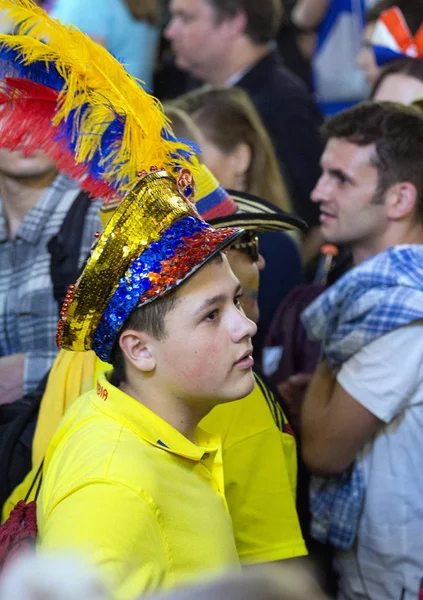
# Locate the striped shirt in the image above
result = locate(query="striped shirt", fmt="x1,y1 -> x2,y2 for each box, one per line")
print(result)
0,174 -> 102,394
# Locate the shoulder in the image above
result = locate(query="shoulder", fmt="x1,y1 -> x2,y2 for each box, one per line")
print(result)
44,395 -> 155,502
338,321 -> 423,423
203,372 -> 287,446
240,52 -> 313,102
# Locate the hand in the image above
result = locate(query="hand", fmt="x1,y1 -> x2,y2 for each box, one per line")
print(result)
277,373 -> 312,431
0,353 -> 26,405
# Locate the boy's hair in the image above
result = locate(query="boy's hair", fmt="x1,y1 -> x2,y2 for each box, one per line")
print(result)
205,0 -> 283,44
110,289 -> 179,386
109,253 -> 224,385
322,101 -> 423,221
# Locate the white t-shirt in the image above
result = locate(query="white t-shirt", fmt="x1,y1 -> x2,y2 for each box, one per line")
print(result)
335,321 -> 423,600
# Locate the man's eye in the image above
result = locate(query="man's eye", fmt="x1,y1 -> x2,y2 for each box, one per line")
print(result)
234,295 -> 243,309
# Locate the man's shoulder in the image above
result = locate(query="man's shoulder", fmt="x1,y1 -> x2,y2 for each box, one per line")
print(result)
340,321 -> 423,372
338,321 -> 423,423
238,51 -> 314,104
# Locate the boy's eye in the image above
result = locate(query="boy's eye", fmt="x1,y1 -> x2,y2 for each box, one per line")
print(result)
205,309 -> 219,322
234,294 -> 243,308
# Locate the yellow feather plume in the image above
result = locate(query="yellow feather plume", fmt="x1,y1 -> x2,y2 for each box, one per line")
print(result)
0,0 -> 199,193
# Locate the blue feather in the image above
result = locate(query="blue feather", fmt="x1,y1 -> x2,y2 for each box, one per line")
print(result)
161,128 -> 200,163
0,44 -> 64,91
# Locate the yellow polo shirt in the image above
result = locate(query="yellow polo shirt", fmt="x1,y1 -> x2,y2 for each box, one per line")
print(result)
5,350 -> 306,564
202,378 -> 305,563
37,372 -> 239,600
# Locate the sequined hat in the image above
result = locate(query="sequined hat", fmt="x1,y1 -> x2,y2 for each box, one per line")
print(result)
57,169 -> 241,362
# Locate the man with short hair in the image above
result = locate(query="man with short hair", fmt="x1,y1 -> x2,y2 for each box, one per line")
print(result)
164,0 -> 323,227
0,149 -> 101,404
300,102 -> 423,600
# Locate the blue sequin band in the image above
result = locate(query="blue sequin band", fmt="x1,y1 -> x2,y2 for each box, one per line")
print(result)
93,215 -> 210,361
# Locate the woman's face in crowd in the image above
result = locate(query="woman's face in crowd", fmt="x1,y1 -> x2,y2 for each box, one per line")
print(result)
195,128 -> 251,192
372,72 -> 423,105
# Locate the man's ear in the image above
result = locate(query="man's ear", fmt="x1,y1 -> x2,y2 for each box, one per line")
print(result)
386,182 -> 417,220
221,10 -> 247,39
119,329 -> 156,373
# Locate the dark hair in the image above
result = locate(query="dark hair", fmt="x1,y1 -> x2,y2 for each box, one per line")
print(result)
370,57 -> 423,99
109,253 -> 224,385
123,0 -> 160,25
366,0 -> 423,32
110,290 -> 179,386
205,0 -> 283,43
322,101 -> 423,221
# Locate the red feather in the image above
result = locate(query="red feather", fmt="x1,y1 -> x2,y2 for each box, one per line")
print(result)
0,78 -> 116,201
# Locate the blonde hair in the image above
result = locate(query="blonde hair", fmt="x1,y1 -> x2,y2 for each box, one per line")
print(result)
164,105 -> 203,162
171,86 -> 292,213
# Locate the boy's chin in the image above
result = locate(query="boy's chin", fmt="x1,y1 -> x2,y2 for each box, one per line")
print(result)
225,371 -> 256,402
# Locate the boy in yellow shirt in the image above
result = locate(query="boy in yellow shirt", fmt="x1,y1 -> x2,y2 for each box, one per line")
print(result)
4,178 -> 308,569
37,169 -> 256,599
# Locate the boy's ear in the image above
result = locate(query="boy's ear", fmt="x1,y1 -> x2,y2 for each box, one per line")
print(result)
119,329 -> 156,373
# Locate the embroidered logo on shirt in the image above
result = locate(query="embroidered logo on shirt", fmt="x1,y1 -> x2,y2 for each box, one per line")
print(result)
96,382 -> 108,401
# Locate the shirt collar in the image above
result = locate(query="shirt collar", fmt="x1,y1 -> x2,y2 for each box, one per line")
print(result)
0,174 -> 77,245
225,42 -> 276,87
93,371 -> 221,463
226,66 -> 251,87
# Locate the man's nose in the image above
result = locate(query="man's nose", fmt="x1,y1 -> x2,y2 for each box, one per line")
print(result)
311,174 -> 330,204
164,19 -> 176,40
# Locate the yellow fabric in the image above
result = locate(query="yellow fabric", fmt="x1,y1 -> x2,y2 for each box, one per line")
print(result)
202,376 -> 306,563
4,350 -> 307,564
194,163 -> 222,200
37,372 -> 239,600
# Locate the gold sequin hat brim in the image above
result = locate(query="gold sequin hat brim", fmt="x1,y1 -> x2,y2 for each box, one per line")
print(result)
57,170 -> 242,362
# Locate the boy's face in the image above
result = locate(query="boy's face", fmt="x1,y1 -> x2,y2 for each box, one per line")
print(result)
152,254 -> 257,408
